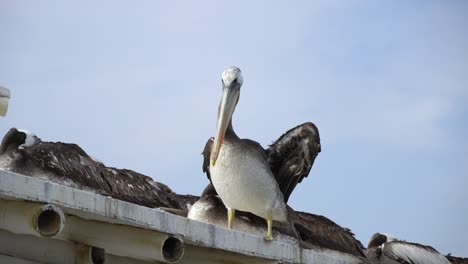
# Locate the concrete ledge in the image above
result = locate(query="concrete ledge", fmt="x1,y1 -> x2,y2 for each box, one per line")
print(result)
0,170 -> 366,263
0,254 -> 41,264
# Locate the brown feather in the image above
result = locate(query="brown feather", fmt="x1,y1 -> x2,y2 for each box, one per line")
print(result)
266,122 -> 321,202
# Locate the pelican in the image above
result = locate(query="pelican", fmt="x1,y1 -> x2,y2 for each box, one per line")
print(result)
164,183 -> 366,258
0,86 -> 10,117
0,128 -> 195,210
185,184 -> 367,258
186,183 -> 300,240
366,233 -> 451,264
205,66 -> 321,240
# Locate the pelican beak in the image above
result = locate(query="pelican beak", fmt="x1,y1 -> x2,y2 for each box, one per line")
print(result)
0,86 -> 11,117
211,86 -> 240,166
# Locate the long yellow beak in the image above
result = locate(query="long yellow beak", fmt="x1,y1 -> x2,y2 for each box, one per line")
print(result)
211,87 -> 239,166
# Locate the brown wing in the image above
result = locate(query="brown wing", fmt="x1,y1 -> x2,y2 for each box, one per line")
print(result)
1,128 -> 26,154
0,128 -> 197,210
201,137 -> 214,181
10,141 -> 112,194
382,241 -> 451,264
293,211 -> 366,257
0,128 -> 42,155
99,167 -> 195,209
266,122 -> 321,203
446,255 -> 468,264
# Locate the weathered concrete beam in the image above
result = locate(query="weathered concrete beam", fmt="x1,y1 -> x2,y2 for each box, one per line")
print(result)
0,254 -> 41,264
0,228 -> 157,264
0,200 -> 184,263
0,170 -> 366,264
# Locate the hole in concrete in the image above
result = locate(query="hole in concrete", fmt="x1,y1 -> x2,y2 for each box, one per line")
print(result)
37,208 -> 62,237
91,247 -> 105,264
162,236 -> 184,262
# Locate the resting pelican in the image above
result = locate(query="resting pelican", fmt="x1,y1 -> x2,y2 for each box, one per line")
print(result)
185,183 -> 298,240
205,66 -> 321,240
163,183 -> 367,259
0,86 -> 10,117
0,128 -> 195,209
366,233 -> 451,264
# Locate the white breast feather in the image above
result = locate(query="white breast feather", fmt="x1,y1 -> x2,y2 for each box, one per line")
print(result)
210,142 -> 287,221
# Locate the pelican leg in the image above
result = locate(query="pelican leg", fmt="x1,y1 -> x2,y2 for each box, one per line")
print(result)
227,208 -> 235,229
265,210 -> 273,241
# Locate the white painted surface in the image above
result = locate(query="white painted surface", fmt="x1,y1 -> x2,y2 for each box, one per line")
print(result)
0,86 -> 10,116
0,254 -> 41,264
0,86 -> 10,98
0,199 -> 182,262
0,229 -> 157,264
0,170 -> 366,264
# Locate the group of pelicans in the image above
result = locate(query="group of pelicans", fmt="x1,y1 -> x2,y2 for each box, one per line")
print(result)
0,68 -> 465,264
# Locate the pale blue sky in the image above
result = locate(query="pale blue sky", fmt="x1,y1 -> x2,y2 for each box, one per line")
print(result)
1,0 -> 467,256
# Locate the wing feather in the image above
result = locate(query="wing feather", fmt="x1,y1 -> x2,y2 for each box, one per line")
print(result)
383,241 -> 451,264
202,137 -> 214,181
266,122 -> 320,202
0,128 -> 197,210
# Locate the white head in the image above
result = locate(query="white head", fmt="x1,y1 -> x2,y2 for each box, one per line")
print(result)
221,66 -> 243,88
18,129 -> 41,148
382,233 -> 399,242
211,66 -> 243,166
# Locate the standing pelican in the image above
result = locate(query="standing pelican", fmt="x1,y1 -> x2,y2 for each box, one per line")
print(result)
0,86 -> 10,117
206,66 -> 321,240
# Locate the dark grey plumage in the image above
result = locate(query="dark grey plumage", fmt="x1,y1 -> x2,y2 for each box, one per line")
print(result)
0,128 -> 365,258
0,128 -> 111,193
0,128 -> 197,209
366,233 -> 451,264
266,122 -> 321,202
201,137 -> 213,180
202,122 -> 321,203
446,255 -> 468,264
0,128 -> 40,154
294,211 -> 365,257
